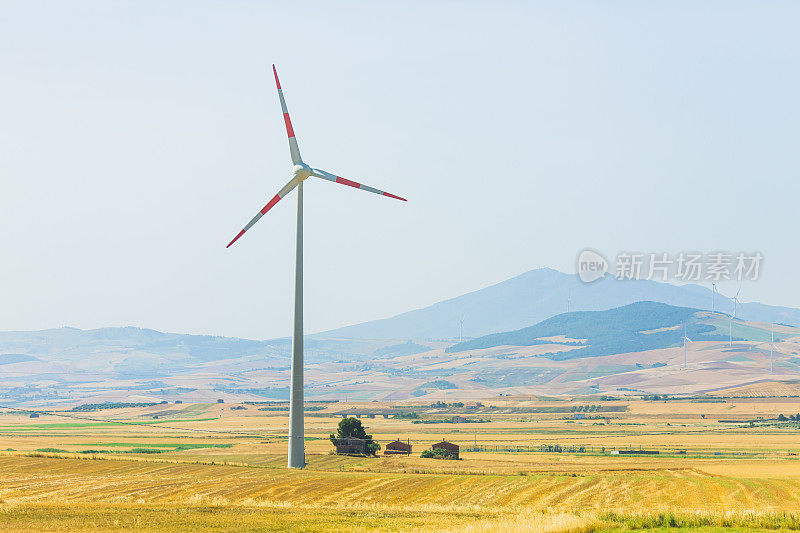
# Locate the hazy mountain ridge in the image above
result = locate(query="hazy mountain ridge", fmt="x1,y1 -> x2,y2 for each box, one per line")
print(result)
3,268 -> 800,406
2,304 -> 800,406
0,326 -> 282,363
318,268 -> 800,339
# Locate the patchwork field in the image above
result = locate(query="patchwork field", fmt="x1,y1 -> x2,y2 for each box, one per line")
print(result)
2,397 -> 800,531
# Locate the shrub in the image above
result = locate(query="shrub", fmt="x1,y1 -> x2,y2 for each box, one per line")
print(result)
126,448 -> 164,454
421,447 -> 457,460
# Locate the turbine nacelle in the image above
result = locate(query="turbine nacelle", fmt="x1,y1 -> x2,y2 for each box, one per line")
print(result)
292,163 -> 312,182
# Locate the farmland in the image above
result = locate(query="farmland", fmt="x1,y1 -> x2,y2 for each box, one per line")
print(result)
2,397 -> 800,531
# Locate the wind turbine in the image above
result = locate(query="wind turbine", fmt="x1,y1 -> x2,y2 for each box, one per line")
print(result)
226,65 -> 406,468
729,313 -> 733,346
459,315 -> 465,343
711,282 -> 717,314
728,285 -> 742,347
683,326 -> 693,369
567,289 -> 571,313
770,323 -> 776,375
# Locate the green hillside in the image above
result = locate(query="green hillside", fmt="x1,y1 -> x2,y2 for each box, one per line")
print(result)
446,301 -> 733,360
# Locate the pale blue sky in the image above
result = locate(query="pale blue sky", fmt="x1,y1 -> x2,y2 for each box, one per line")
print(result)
2,1 -> 798,339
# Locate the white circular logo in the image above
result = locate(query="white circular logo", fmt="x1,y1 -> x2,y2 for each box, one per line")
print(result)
576,249 -> 608,283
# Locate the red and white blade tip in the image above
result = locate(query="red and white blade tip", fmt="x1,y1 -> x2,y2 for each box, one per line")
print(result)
226,191 -> 285,248
333,175 -> 407,202
272,64 -> 281,89
226,229 -> 246,249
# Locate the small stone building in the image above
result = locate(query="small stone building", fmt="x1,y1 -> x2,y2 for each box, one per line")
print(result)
384,439 -> 412,456
335,437 -> 369,456
432,440 -> 460,459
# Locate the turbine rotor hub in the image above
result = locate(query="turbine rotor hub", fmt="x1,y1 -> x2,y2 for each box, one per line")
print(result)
292,163 -> 312,181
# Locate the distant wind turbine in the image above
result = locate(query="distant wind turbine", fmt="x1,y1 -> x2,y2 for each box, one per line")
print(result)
770,323 -> 776,375
567,289 -> 571,313
683,326 -> 693,369
226,65 -> 406,469
459,315 -> 465,343
727,285 -> 742,347
728,313 -> 734,347
711,282 -> 717,314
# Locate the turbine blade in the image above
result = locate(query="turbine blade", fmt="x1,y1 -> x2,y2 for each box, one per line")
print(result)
311,168 -> 406,202
226,178 -> 298,248
273,65 -> 302,165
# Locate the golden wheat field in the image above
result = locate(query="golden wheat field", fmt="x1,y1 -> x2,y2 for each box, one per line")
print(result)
2,397 -> 800,531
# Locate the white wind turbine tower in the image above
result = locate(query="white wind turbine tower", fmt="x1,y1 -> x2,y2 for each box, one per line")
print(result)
727,286 -> 742,347
728,313 -> 734,346
227,65 -> 406,468
683,326 -> 693,369
459,315 -> 465,343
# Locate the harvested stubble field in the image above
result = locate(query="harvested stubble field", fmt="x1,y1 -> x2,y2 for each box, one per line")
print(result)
2,398 -> 800,531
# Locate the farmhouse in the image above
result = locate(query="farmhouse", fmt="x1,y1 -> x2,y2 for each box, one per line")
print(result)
384,439 -> 412,456
432,440 -> 460,459
335,437 -> 369,456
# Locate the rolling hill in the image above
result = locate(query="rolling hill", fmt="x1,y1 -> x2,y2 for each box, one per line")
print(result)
446,301 -> 731,359
3,303 -> 800,405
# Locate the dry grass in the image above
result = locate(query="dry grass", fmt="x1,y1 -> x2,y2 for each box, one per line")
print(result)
3,398 -> 800,530
0,503 -> 482,532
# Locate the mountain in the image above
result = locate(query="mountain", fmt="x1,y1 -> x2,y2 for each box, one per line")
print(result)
0,326 -> 438,406
0,327 -> 411,371
0,326 -> 283,364
447,301 -> 734,358
3,306 -> 800,405
318,268 -> 800,340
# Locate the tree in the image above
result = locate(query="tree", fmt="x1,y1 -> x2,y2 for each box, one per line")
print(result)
337,417 -> 369,439
329,417 -> 380,456
778,414 -> 789,422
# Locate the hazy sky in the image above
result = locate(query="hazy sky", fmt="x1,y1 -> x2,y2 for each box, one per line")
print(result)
2,1 -> 799,339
